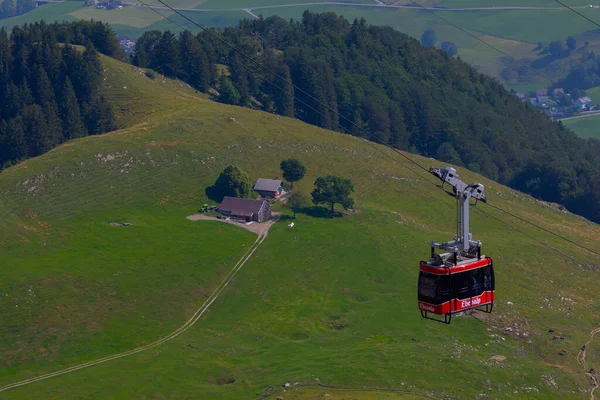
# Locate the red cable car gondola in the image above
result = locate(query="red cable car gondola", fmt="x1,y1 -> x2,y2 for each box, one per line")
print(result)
418,167 -> 495,324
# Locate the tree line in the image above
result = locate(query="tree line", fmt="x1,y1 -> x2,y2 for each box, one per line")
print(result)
132,12 -> 600,223
0,21 -> 119,168
554,50 -> 600,92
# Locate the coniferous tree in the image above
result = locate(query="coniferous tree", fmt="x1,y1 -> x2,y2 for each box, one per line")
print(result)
274,64 -> 294,117
2,116 -> 27,162
230,53 -> 251,106
179,30 -> 211,91
0,29 -> 11,121
0,22 -> 116,169
154,31 -> 181,77
85,94 -> 116,135
60,77 -> 86,139
132,30 -> 162,68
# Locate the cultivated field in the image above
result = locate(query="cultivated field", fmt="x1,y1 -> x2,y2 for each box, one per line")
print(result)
0,54 -> 599,399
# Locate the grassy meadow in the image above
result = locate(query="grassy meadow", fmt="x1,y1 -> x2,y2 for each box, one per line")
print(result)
0,55 -> 599,399
563,114 -> 600,138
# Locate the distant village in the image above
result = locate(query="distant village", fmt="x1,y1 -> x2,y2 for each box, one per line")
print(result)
514,88 -> 595,120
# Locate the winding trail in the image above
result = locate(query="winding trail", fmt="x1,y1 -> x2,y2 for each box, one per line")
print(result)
0,221 -> 273,393
577,327 -> 600,400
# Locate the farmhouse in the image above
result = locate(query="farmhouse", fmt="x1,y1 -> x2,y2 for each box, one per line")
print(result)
253,178 -> 285,198
218,197 -> 271,222
574,96 -> 592,110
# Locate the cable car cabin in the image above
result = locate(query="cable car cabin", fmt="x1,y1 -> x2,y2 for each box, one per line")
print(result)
418,256 -> 495,324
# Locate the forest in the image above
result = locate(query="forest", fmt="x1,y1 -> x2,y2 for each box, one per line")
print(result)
555,50 -> 600,92
132,12 -> 600,223
0,21 -> 118,168
0,0 -> 34,20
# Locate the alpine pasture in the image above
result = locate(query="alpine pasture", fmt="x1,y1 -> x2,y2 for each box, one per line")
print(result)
0,54 -> 599,399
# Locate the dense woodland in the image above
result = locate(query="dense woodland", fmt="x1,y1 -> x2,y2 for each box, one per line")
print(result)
555,50 -> 600,92
0,21 -> 118,168
0,0 -> 34,20
132,12 -> 600,223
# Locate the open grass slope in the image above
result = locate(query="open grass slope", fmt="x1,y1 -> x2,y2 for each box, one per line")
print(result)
1,55 -> 600,399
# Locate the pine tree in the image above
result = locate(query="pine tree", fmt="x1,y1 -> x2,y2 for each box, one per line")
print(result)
85,94 -> 116,135
32,65 -> 56,105
273,64 -> 294,117
132,30 -> 162,68
4,116 -> 28,162
230,53 -> 250,106
60,77 -> 86,139
180,30 -> 210,91
22,104 -> 53,156
154,31 -> 182,78
0,28 -> 12,121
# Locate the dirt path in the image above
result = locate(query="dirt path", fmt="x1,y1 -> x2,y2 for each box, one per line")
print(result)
0,222 -> 273,393
577,327 -> 600,400
559,111 -> 600,122
243,8 -> 259,18
186,213 -> 275,235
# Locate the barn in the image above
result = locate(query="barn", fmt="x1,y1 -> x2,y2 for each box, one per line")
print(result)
218,197 -> 272,222
253,178 -> 285,198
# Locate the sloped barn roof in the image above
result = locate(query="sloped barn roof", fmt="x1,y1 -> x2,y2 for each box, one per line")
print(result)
219,197 -> 265,217
253,178 -> 283,192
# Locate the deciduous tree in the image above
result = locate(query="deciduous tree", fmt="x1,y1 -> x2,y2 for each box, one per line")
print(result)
212,165 -> 252,200
280,158 -> 306,188
420,29 -> 437,47
311,175 -> 354,214
285,190 -> 309,218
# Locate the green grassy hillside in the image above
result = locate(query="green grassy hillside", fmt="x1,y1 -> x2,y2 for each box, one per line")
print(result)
0,55 -> 599,399
563,114 -> 600,139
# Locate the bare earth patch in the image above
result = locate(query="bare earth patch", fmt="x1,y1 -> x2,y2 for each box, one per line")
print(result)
186,213 -> 276,235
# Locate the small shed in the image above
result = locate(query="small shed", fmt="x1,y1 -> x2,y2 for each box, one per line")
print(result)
253,178 -> 285,198
218,197 -> 271,222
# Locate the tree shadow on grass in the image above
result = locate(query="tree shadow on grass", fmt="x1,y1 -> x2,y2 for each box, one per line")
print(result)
531,54 -> 560,69
205,185 -> 224,203
277,215 -> 295,223
299,206 -> 345,219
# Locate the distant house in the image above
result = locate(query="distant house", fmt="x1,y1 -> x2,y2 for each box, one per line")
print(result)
515,92 -> 526,101
253,178 -> 285,198
553,88 -> 565,98
549,107 -> 564,119
218,197 -> 271,222
536,88 -> 548,97
574,96 -> 592,109
536,95 -> 549,105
